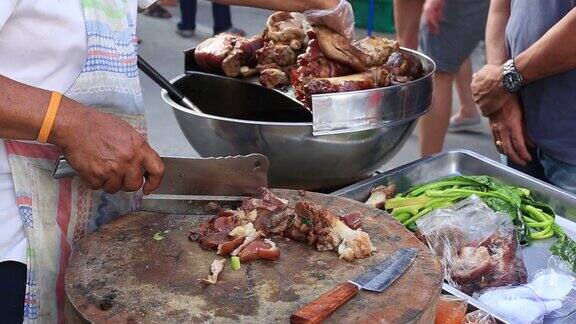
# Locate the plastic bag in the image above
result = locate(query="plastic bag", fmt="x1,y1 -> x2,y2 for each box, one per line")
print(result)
435,294 -> 468,324
303,0 -> 355,39
477,256 -> 576,324
417,195 -> 527,294
463,310 -> 496,324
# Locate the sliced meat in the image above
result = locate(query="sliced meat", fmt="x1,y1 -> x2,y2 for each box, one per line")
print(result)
283,224 -> 309,242
341,211 -> 362,230
212,216 -> 240,234
217,236 -> 246,255
253,209 -> 294,235
238,238 -> 281,263
231,231 -> 264,256
241,188 -> 288,213
200,231 -> 232,251
188,220 -> 211,242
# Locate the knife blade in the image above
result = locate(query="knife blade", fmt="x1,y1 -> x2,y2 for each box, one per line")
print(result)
290,247 -> 418,324
52,154 -> 270,214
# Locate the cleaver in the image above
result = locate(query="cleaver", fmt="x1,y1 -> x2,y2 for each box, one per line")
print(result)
52,154 -> 269,214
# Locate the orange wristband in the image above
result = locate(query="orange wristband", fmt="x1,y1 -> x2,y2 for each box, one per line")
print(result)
37,91 -> 62,143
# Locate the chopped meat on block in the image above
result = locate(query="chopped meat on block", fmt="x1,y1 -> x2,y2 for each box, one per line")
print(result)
191,188 -> 374,271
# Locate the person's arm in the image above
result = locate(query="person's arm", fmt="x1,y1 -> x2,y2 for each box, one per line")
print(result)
472,0 -> 531,165
515,8 -> 576,83
210,0 -> 338,12
485,0 -> 511,65
422,0 -> 445,35
210,0 -> 354,38
0,75 -> 164,194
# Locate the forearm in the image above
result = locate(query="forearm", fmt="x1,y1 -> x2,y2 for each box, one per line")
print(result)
485,0 -> 510,65
210,0 -> 338,12
515,8 -> 576,83
0,75 -> 82,146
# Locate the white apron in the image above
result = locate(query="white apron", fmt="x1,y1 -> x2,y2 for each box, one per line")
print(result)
4,0 -> 153,322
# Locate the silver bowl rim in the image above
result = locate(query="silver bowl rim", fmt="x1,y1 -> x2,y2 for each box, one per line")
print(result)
161,47 -> 436,127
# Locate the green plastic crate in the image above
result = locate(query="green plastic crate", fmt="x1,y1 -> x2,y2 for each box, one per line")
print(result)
350,0 -> 395,34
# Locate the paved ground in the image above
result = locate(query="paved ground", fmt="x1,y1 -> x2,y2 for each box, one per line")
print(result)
136,2 -> 499,171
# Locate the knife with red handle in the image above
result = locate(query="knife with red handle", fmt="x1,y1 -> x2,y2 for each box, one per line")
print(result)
290,248 -> 418,324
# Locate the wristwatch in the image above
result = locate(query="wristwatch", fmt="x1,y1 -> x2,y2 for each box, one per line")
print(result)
501,59 -> 524,92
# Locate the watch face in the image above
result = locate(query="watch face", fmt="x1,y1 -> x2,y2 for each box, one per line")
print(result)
503,72 -> 522,92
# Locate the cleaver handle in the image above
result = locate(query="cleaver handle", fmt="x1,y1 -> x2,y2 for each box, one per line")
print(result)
290,282 -> 359,324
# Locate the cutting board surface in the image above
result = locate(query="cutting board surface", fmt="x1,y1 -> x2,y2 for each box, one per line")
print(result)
65,189 -> 443,323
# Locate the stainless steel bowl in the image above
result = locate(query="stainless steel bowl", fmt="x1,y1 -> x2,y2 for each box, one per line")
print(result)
162,49 -> 435,190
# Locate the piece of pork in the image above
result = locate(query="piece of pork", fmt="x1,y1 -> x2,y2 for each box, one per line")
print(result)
309,26 -> 400,72
386,51 -> 424,83
195,33 -> 264,77
309,26 -> 367,72
198,259 -> 226,285
241,188 -> 288,214
352,36 -> 399,67
194,34 -> 236,73
216,236 -> 246,256
255,11 -> 307,88
365,184 -> 397,209
263,12 -> 307,47
253,208 -> 294,235
217,222 -> 257,255
259,68 -> 290,88
341,211 -> 362,230
297,66 -> 392,106
294,201 -> 376,261
200,231 -> 232,251
238,238 -> 281,263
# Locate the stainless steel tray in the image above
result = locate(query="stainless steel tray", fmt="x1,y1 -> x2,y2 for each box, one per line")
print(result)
332,149 -> 576,323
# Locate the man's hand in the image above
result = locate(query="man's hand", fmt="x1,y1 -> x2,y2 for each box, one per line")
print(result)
51,100 -> 164,195
472,64 -> 513,116
489,95 -> 532,166
423,0 -> 445,34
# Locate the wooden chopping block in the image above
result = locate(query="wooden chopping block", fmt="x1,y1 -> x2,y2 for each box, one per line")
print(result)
65,189 -> 443,323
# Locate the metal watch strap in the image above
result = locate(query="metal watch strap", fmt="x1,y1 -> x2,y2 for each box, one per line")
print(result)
502,59 -> 523,92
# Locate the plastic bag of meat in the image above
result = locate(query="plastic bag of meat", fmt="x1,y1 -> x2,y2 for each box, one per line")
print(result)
416,195 -> 528,295
477,256 -> 576,324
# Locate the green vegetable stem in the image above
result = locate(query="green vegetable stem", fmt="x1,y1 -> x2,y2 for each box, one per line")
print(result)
231,256 -> 241,270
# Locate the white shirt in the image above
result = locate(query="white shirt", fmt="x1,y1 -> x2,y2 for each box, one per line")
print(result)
0,0 -> 153,264
0,0 -> 88,263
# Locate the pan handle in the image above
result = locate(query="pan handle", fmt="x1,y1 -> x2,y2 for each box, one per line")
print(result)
137,55 -> 201,113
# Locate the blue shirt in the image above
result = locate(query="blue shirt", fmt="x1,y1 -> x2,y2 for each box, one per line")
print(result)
506,1 -> 576,164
